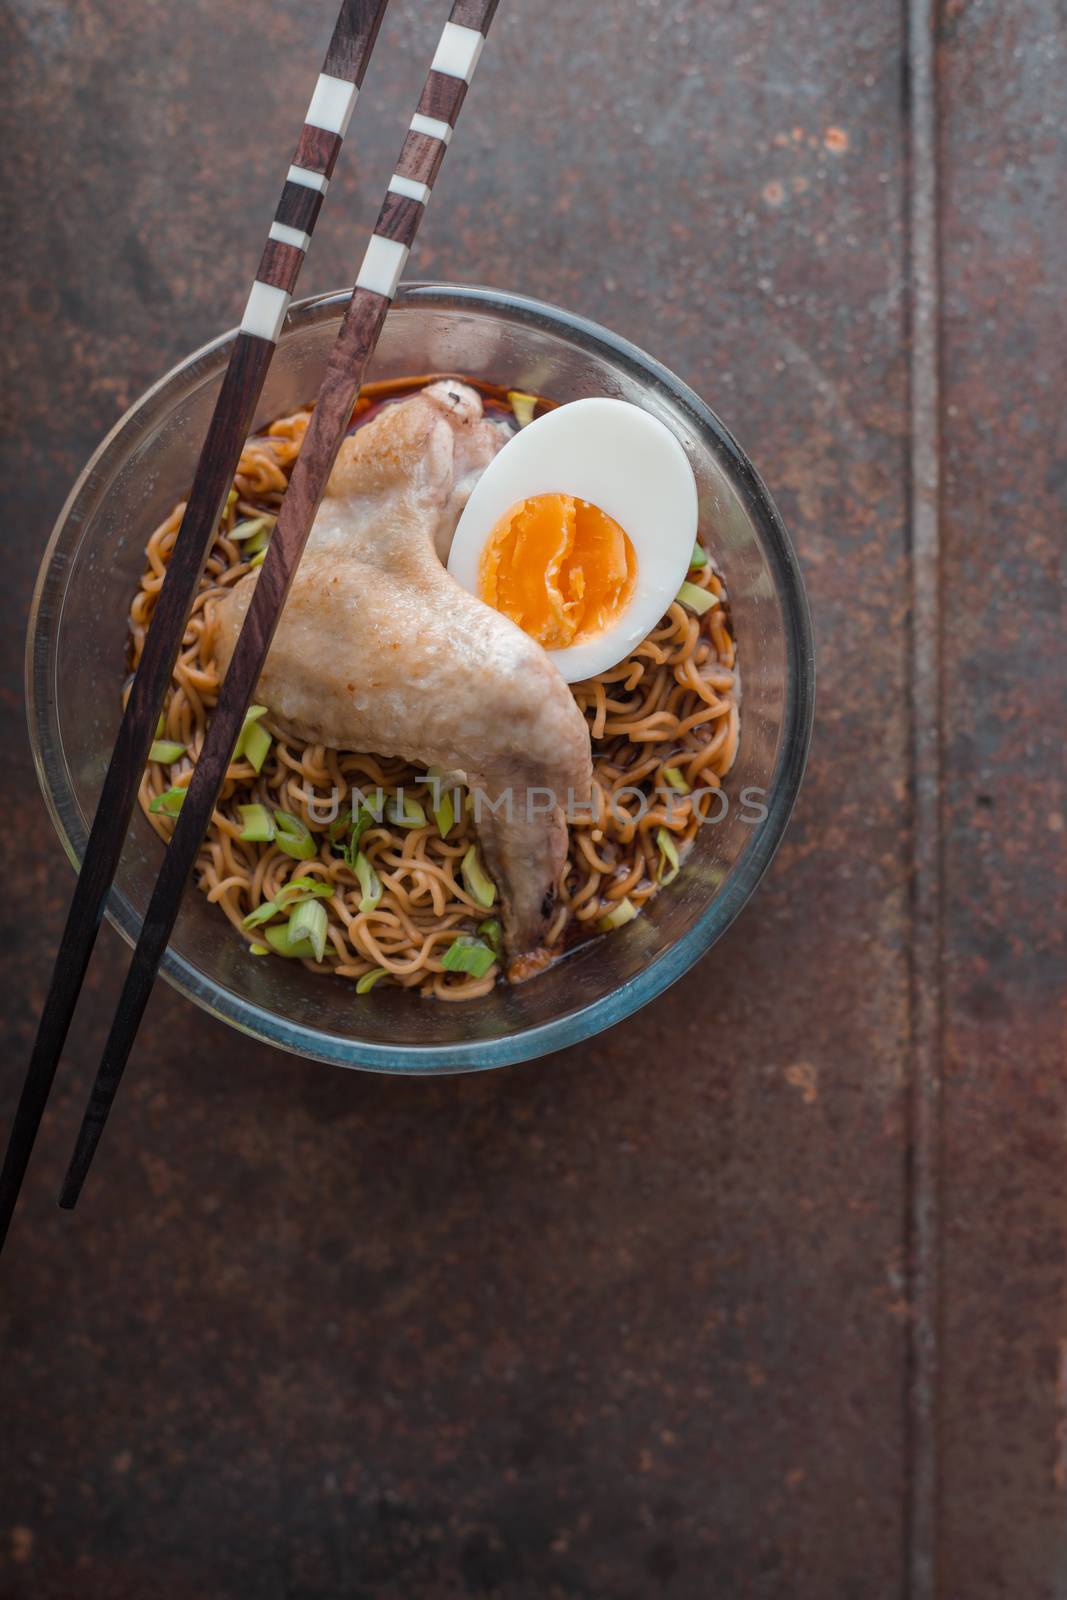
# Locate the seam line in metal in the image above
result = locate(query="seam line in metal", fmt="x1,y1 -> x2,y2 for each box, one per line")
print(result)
904,0 -> 944,1595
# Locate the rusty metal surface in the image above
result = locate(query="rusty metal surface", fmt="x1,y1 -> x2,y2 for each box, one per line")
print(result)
936,3 -> 1067,1595
0,1 -> 1062,1596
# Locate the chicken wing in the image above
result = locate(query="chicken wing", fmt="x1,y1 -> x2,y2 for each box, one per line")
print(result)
213,381 -> 593,964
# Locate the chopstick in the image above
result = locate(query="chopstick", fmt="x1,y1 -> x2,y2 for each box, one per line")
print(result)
0,0 -> 390,1250
59,0 -> 502,1209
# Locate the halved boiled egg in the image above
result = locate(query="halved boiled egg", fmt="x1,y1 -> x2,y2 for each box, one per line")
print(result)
447,398 -> 698,682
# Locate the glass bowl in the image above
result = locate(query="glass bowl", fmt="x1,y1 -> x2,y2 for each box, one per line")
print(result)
26,284 -> 815,1074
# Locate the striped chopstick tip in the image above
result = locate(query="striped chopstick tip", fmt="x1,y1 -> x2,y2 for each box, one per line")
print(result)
355,235 -> 410,300
354,6 -> 497,306
269,220 -> 311,252
387,172 -> 431,205
431,21 -> 485,83
306,71 -> 359,137
410,111 -> 452,145
286,164 -> 329,194
241,281 -> 292,343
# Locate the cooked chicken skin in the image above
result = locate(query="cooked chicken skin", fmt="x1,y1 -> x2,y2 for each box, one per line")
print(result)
213,382 -> 593,963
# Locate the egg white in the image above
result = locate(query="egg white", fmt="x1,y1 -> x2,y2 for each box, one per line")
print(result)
447,398 -> 698,683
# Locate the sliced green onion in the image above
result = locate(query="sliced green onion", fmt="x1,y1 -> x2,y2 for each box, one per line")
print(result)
148,739 -> 186,765
229,516 -> 271,543
149,786 -> 186,816
356,967 -> 390,994
232,704 -> 269,765
354,787 -> 386,821
477,918 -> 503,957
655,827 -> 681,886
689,541 -> 709,569
663,766 -> 690,794
264,921 -> 308,957
342,792 -> 383,867
385,792 -> 427,829
244,519 -> 274,556
461,845 -> 496,908
155,714 -> 166,739
225,489 -> 239,512
243,522 -> 273,566
249,942 -> 270,956
354,851 -> 382,911
676,580 -> 718,616
236,723 -> 273,777
238,803 -> 275,842
441,935 -> 497,978
242,900 -> 281,931
241,720 -> 272,772
507,389 -> 537,428
288,899 -> 328,963
433,789 -> 455,839
273,809 -> 316,861
276,877 -> 334,906
598,896 -> 639,933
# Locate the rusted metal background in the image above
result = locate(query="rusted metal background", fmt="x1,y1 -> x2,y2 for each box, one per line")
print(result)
1,1 -> 1064,1595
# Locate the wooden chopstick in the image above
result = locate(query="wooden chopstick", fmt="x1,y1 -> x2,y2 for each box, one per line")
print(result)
58,0 -> 502,1209
0,0 -> 390,1250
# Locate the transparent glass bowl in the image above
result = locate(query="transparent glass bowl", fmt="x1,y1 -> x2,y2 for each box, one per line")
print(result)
26,284 -> 815,1074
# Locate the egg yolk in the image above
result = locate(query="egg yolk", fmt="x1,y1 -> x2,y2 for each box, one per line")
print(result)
478,494 -> 638,650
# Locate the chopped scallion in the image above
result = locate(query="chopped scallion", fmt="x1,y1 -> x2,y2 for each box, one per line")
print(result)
229,516 -> 271,543
242,900 -> 281,931
598,896 -> 639,933
342,792 -> 383,867
249,547 -> 267,569
264,921 -> 307,957
148,739 -> 186,764
273,809 -> 316,861
663,766 -> 690,794
655,827 -> 681,885
149,786 -> 186,816
441,935 -> 497,978
689,541 -> 709,569
385,792 -> 427,829
507,389 -> 538,428
356,967 -> 389,994
249,942 -> 270,956
240,720 -> 272,773
354,787 -> 386,822
243,519 -> 274,556
288,899 -> 328,964
354,851 -> 382,911
276,877 -> 334,906
244,881 -> 330,924
238,803 -> 275,842
232,704 -> 269,766
155,714 -> 166,739
676,580 -> 718,615
477,918 -> 503,956
433,790 -> 455,839
461,845 -> 496,908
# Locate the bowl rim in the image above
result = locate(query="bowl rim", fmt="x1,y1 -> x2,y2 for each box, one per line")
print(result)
26,281 -> 815,1074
